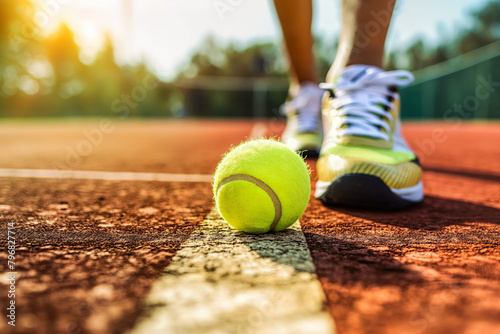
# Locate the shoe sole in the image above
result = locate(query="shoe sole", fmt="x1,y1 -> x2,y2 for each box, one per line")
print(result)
298,148 -> 320,159
315,174 -> 423,209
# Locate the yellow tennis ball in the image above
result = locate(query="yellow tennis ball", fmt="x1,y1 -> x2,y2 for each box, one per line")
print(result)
213,139 -> 310,234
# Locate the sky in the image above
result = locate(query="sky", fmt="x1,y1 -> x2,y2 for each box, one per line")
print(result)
36,0 -> 489,80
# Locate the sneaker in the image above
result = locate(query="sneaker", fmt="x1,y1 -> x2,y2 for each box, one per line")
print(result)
281,82 -> 324,157
315,65 -> 423,208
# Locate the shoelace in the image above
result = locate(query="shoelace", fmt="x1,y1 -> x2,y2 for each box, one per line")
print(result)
319,70 -> 414,141
281,84 -> 324,132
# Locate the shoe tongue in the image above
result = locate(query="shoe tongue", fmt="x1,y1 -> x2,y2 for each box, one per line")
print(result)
335,65 -> 387,118
335,65 -> 383,86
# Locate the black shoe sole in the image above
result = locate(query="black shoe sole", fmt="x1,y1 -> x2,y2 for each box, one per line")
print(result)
297,148 -> 320,159
317,174 -> 418,209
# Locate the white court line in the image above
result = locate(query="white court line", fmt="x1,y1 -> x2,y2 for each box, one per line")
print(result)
0,168 -> 212,183
249,122 -> 268,139
0,122 -> 268,183
128,208 -> 336,334
129,123 -> 335,333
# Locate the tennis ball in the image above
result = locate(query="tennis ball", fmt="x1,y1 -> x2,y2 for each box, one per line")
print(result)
213,139 -> 310,234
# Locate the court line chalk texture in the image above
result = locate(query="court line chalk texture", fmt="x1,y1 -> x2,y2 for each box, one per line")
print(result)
128,208 -> 336,334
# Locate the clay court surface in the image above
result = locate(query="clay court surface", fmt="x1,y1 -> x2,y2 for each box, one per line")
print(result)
0,119 -> 499,334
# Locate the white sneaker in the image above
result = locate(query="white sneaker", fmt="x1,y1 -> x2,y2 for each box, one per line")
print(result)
281,82 -> 324,156
316,65 -> 424,208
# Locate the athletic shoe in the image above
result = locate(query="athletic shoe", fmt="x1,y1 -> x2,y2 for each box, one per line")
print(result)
281,82 -> 324,157
315,65 -> 423,208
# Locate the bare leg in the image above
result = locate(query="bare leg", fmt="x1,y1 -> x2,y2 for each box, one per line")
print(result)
273,0 -> 316,95
327,0 -> 396,82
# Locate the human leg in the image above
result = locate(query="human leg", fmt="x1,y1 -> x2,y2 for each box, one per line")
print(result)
327,0 -> 396,81
273,0 -> 324,155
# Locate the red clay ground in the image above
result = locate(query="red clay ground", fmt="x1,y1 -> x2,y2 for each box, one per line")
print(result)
0,120 -> 499,334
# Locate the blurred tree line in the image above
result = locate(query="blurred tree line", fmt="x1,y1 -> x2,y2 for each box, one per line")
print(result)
385,1 -> 500,71
0,0 -> 170,117
0,0 -> 499,118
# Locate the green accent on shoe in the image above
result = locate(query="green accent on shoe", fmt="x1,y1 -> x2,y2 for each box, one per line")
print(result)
294,132 -> 322,150
321,145 -> 416,165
